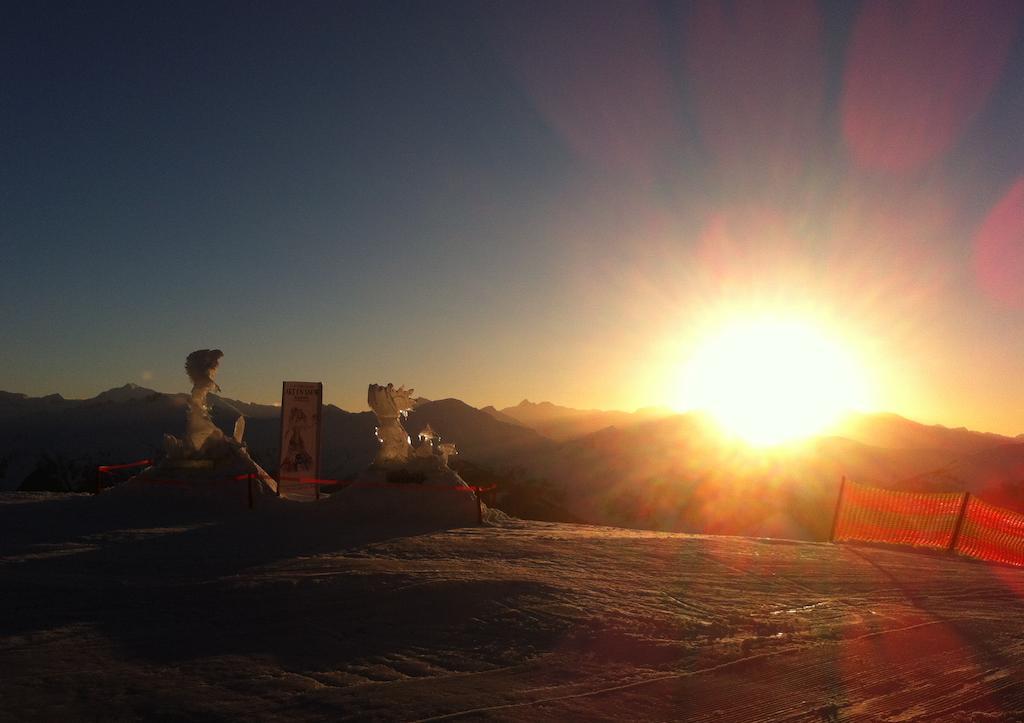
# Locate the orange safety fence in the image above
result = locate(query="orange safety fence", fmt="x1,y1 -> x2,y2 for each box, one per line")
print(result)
955,497 -> 1024,566
833,479 -> 1024,567
832,479 -> 964,550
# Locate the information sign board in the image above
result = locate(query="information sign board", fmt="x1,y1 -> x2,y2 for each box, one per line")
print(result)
278,381 -> 323,500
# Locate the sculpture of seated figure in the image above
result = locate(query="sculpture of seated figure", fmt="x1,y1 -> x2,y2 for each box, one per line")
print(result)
118,347 -> 277,498
163,349 -> 244,465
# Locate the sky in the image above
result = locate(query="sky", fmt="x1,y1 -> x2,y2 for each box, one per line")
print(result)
3,1 -> 1024,434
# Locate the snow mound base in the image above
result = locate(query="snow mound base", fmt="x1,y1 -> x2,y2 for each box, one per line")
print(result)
326,466 -> 482,527
109,451 -> 279,513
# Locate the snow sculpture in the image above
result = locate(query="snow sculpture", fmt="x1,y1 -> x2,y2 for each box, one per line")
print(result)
437,442 -> 457,467
121,349 -> 278,499
418,424 -> 437,443
415,424 -> 437,458
162,349 -> 242,462
184,349 -> 226,451
368,383 -> 417,467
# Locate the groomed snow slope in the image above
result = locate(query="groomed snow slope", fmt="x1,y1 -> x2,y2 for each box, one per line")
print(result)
3,493 -> 1024,721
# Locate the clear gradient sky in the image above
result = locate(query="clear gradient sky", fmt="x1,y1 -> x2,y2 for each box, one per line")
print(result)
3,1 -> 1024,434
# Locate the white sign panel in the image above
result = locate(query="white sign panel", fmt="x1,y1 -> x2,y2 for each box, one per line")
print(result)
278,381 -> 323,500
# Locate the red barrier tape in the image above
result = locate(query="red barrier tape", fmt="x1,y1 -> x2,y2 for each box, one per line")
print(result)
98,459 -> 152,473
834,480 -> 1024,567
95,462 -> 263,509
97,466 -> 493,494
331,481 -> 488,493
96,461 -> 494,521
129,476 -> 254,486
279,477 -> 333,486
97,462 -> 254,488
284,477 -> 496,494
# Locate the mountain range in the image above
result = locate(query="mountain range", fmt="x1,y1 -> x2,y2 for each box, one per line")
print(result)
482,399 -> 675,442
4,384 -> 1024,539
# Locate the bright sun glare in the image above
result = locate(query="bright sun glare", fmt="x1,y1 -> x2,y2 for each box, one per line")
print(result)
683,316 -> 870,446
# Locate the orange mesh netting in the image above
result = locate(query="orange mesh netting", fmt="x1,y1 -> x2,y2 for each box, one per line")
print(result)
954,497 -> 1024,566
833,480 -> 964,550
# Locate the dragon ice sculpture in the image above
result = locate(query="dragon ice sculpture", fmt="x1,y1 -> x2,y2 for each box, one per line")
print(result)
367,383 -> 417,467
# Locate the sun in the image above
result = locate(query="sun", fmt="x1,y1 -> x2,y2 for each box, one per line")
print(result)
681,316 -> 870,446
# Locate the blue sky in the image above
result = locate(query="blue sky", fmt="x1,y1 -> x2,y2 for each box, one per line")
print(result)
3,1 -> 1024,433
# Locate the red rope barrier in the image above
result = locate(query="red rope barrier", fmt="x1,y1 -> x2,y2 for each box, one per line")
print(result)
334,481 -> 479,493
286,477 -> 497,494
134,476 -> 253,486
96,464 -> 493,495
280,477 -> 338,486
97,459 -> 152,473
94,462 -> 495,520
95,461 -> 257,490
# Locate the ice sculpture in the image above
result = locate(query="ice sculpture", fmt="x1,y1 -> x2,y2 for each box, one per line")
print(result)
415,424 -> 437,458
437,442 -> 457,467
328,383 -> 484,525
418,424 -> 437,443
367,383 -> 417,467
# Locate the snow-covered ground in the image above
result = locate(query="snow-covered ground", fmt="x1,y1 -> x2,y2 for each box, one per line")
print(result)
3,492 -> 1024,721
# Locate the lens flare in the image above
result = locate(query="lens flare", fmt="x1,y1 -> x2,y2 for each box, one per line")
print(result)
682,316 -> 871,446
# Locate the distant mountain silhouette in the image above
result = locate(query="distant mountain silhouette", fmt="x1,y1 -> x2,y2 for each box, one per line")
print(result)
895,442 -> 1024,508
407,398 -> 554,464
829,411 -> 1014,455
93,382 -> 161,404
0,386 -> 551,493
1,385 -> 185,491
510,410 -> 1023,539
478,405 -> 527,428
4,386 -> 1023,540
495,399 -> 672,442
